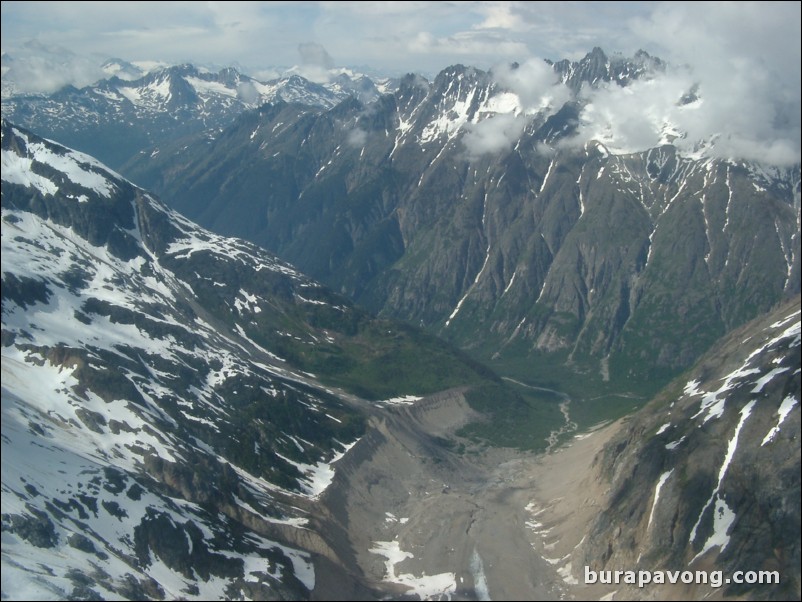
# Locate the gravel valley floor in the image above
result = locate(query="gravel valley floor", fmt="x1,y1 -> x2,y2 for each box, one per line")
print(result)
313,390 -> 623,600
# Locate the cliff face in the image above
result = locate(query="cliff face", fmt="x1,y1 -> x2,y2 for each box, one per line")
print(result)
579,296 -> 800,600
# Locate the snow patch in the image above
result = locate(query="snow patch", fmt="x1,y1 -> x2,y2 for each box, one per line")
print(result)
377,395 -> 422,406
1,150 -> 57,196
762,395 -> 798,445
689,400 -> 756,548
557,562 -> 578,585
647,470 -> 673,529
469,549 -> 491,601
185,76 -> 238,98
751,367 -> 790,394
369,540 -> 457,600
691,496 -> 737,562
665,436 -> 686,450
277,438 -> 359,498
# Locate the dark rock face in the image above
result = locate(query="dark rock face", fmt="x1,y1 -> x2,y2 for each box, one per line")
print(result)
3,507 -> 59,548
581,297 -> 801,600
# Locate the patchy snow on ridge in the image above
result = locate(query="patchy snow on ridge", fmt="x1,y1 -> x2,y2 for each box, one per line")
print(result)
277,439 -> 360,498
762,395 -> 799,445
2,125 -> 118,198
1,123 -> 371,597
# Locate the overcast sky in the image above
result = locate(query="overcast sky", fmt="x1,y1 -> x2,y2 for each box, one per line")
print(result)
1,1 -> 796,76
2,1 -> 800,164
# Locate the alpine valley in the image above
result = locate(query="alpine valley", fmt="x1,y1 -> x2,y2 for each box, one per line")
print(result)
116,49 -> 800,416
2,46 -> 800,601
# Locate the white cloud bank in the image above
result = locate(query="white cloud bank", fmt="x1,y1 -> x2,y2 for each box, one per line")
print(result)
467,2 -> 800,166
573,1 -> 801,165
463,58 -> 572,158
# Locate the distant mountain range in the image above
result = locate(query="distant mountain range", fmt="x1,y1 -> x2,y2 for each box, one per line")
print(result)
1,61 -> 392,169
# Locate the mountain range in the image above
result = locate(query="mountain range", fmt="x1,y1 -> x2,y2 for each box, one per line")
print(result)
117,49 -> 800,413
1,61 -> 389,170
2,45 -> 800,600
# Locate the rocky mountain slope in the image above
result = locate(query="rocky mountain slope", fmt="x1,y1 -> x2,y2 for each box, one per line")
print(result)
578,296 -> 800,600
0,119 -> 507,599
1,63 -> 383,170
121,48 -> 801,404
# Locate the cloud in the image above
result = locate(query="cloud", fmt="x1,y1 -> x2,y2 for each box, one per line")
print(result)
313,1 -> 541,74
292,42 -> 336,83
493,58 -> 571,114
473,2 -> 526,32
250,67 -> 282,81
463,113 -> 527,158
1,1 -> 798,165
463,58 -> 571,158
474,2 -> 801,166
235,80 -> 261,105
562,64 -> 800,166
460,1 -> 801,166
1,2 -> 297,73
469,1 -> 655,60
570,70 -> 697,155
1,40 -> 106,94
408,30 -> 528,60
298,42 -> 335,69
570,1 -> 802,165
346,128 -> 368,147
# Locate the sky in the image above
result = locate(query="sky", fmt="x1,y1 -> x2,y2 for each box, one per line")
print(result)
1,1 -> 800,165
2,1 -> 659,77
